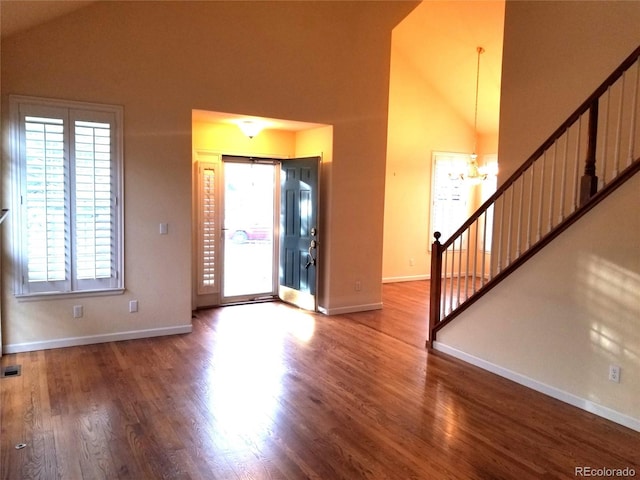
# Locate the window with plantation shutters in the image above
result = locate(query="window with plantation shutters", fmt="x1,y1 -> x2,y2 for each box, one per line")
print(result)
11,96 -> 124,296
197,162 -> 218,294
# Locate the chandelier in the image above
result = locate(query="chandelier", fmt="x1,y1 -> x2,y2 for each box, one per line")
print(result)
451,46 -> 489,184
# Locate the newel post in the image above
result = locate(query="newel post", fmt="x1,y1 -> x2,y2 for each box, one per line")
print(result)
580,99 -> 599,206
428,232 -> 443,349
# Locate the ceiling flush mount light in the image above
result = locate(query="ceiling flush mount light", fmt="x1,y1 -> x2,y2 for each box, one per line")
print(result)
237,120 -> 264,139
451,46 -> 489,184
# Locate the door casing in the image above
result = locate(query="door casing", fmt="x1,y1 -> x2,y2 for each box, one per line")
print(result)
193,153 -> 321,311
220,156 -> 280,305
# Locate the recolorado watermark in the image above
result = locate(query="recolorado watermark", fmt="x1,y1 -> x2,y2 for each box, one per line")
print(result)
575,466 -> 636,477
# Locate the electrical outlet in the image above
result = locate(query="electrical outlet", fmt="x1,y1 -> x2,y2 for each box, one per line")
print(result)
129,300 -> 139,313
609,365 -> 621,383
410,258 -> 415,266
354,280 -> 362,292
73,305 -> 83,318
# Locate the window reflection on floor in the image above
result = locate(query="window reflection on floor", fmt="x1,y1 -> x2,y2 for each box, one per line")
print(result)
203,303 -> 315,451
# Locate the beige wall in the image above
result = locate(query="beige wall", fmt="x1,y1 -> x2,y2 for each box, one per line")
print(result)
497,0 -> 640,182
383,46 -> 496,282
438,0 -> 640,429
1,1 -> 418,350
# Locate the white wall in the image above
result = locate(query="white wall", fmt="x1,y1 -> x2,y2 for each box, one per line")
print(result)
437,0 -> 640,430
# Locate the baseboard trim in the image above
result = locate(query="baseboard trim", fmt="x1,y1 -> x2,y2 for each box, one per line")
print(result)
382,274 -> 430,283
433,341 -> 640,433
318,302 -> 383,315
3,325 -> 193,354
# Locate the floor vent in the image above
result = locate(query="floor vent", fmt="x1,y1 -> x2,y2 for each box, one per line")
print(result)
1,365 -> 22,378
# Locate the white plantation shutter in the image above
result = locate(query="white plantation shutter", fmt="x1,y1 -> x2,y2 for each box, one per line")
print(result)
12,97 -> 123,296
198,163 -> 218,294
72,113 -> 118,289
22,113 -> 70,292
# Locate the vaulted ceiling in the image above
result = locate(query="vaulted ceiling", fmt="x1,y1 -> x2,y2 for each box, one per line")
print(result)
1,0 -> 504,136
0,0 -> 95,38
393,1 -> 505,137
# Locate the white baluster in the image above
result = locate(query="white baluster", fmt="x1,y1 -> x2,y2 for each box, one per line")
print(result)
497,196 -> 504,273
481,208 -> 488,285
456,235 -> 463,308
526,166 -> 534,249
516,175 -> 524,258
464,227 -> 470,300
449,245 -> 455,313
559,132 -> 569,222
572,118 -> 582,212
613,74 -> 625,177
472,219 -> 479,294
537,152 -> 546,242
547,143 -> 557,233
506,187 -> 514,266
627,60 -> 639,167
442,248 -> 448,317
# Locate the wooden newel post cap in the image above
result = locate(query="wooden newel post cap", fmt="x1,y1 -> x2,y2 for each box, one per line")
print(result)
434,231 -> 441,243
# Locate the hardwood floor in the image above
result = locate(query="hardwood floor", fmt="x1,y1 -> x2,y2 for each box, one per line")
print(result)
2,281 -> 639,479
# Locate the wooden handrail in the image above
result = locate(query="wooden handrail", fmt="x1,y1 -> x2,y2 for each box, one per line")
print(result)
428,45 -> 640,348
439,45 -> 640,251
431,156 -> 639,341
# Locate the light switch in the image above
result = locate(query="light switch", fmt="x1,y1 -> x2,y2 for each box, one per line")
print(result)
159,223 -> 168,235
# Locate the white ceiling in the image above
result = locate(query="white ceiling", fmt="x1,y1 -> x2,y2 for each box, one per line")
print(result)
1,1 -> 504,135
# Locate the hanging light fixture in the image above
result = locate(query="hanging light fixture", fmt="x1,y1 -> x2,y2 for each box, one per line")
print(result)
451,46 -> 489,184
237,120 -> 264,139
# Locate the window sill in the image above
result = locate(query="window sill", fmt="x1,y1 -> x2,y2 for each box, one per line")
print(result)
15,288 -> 126,302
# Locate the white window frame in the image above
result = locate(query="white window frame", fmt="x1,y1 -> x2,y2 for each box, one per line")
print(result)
430,151 -> 474,250
10,95 -> 124,298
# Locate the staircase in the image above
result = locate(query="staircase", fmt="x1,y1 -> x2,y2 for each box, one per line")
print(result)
428,45 -> 640,347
